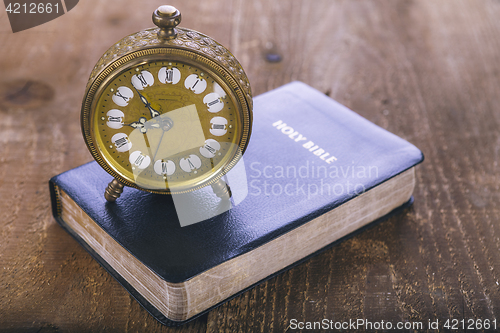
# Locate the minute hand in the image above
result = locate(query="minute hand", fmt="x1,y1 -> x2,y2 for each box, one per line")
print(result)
134,87 -> 160,118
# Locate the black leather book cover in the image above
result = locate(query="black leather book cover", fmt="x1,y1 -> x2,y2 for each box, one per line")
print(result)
49,81 -> 424,325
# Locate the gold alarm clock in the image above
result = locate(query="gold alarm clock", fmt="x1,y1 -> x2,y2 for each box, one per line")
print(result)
81,5 -> 252,201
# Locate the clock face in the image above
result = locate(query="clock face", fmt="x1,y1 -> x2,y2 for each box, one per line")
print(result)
90,59 -> 244,193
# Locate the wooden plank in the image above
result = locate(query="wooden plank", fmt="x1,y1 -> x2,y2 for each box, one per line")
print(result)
1,0 -> 500,331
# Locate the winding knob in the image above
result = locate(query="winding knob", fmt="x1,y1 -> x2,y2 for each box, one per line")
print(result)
152,5 -> 182,40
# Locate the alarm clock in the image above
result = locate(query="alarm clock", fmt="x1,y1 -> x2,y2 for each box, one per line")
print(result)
81,5 -> 252,201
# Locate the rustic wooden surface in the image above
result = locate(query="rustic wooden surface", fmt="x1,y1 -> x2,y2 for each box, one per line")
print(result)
1,0 -> 500,331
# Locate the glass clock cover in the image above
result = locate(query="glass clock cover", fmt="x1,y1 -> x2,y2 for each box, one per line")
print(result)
81,6 -> 252,196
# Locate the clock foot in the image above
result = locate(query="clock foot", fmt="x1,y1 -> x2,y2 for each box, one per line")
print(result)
211,179 -> 232,199
104,178 -> 125,202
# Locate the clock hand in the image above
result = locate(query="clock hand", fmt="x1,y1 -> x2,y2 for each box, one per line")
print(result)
153,130 -> 166,161
124,116 -> 160,133
153,116 -> 175,160
133,86 -> 161,118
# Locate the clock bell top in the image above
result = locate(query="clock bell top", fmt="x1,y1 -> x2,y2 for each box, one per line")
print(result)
84,5 -> 252,110
152,5 -> 182,40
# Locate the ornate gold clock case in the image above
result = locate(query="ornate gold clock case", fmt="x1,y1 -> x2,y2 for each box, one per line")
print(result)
81,6 -> 252,201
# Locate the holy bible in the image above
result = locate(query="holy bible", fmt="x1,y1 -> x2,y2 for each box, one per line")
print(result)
49,82 -> 423,326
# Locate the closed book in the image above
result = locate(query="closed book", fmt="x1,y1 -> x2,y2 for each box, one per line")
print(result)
49,81 -> 423,326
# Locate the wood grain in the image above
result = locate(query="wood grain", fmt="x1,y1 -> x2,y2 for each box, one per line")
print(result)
1,0 -> 500,331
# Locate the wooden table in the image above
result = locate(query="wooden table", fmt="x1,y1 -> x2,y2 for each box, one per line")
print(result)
1,0 -> 500,331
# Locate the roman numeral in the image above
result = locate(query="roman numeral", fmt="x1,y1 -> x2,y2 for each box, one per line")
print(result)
137,73 -> 147,86
115,90 -> 128,101
205,144 -> 216,154
108,116 -> 122,123
134,154 -> 145,166
208,99 -> 219,106
166,69 -> 173,82
114,137 -> 128,149
161,162 -> 168,174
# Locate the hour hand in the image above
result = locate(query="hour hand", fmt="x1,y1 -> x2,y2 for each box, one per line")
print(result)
148,106 -> 161,118
133,87 -> 161,118
125,117 -> 160,133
